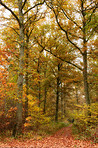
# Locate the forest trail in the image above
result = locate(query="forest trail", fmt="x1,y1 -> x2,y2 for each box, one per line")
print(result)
0,125 -> 98,148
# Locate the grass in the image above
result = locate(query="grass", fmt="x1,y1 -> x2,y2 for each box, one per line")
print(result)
41,121 -> 69,135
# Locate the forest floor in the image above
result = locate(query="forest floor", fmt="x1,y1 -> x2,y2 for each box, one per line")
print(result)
0,124 -> 98,148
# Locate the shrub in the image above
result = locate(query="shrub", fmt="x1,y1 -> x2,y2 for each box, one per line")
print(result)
72,103 -> 98,142
24,95 -> 51,130
0,107 -> 17,134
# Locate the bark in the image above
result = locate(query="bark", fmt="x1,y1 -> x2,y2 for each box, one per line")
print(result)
12,124 -> 17,137
55,63 -> 60,122
63,85 -> 66,117
37,56 -> 41,107
38,82 -> 41,107
43,86 -> 47,114
43,69 -> 47,114
25,37 -> 29,119
81,1 -> 90,105
55,77 -> 59,122
75,86 -> 79,104
83,53 -> 90,105
64,99 -> 66,116
16,0 -> 24,133
61,83 -> 63,120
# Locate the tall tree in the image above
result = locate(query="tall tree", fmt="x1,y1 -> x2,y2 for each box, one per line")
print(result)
0,0 -> 45,134
45,0 -> 98,105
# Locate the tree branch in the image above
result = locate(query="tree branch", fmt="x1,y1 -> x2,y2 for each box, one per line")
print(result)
0,24 -> 19,36
23,0 -> 45,15
86,4 -> 98,26
35,37 -> 83,71
45,1 -> 83,55
86,25 -> 98,42
58,2 -> 82,30
22,0 -> 27,10
45,48 -> 83,71
0,0 -> 20,26
54,11 -> 83,55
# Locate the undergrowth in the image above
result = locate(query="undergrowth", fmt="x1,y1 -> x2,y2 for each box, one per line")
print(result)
0,121 -> 69,140
72,124 -> 98,144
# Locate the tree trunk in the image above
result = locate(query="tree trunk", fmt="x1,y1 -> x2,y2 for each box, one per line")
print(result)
43,66 -> 47,113
16,0 -> 24,134
43,56 -> 48,114
37,56 -> 41,107
43,86 -> 47,114
75,86 -> 79,104
63,84 -> 66,117
83,53 -> 90,105
81,1 -> 90,105
55,64 -> 60,122
38,82 -> 41,107
25,37 -> 29,119
61,82 -> 63,120
64,99 -> 66,116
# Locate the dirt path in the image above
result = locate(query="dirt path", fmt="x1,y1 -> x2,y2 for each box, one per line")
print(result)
0,125 -> 98,148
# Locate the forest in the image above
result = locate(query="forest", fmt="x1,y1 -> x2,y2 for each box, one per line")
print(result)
0,0 -> 98,147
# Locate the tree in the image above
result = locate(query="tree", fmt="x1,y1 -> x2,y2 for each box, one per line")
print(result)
45,0 -> 98,105
0,0 -> 45,134
33,21 -> 78,121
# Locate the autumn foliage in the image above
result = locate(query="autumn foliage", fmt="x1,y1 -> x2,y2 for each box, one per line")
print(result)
0,0 -> 98,147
